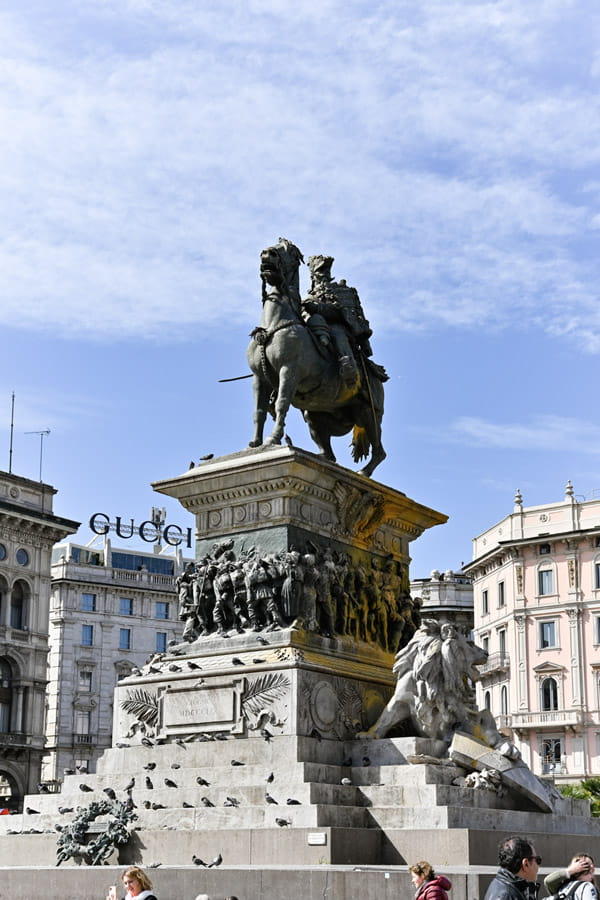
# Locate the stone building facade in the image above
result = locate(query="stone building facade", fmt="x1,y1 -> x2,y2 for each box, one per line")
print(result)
410,569 -> 473,632
464,482 -> 600,783
0,471 -> 78,809
42,537 -> 188,781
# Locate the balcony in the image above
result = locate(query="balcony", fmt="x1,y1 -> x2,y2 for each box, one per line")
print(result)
73,733 -> 96,746
495,715 -> 512,730
0,732 -> 29,748
511,709 -> 586,732
478,652 -> 510,676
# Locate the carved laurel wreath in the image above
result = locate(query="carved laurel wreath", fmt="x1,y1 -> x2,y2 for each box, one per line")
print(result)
56,799 -> 137,866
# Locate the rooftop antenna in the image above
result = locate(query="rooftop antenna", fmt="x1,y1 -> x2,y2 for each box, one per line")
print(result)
8,392 -> 15,474
25,429 -> 50,482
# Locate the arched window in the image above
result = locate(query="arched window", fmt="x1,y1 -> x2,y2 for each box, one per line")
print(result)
0,659 -> 12,732
541,676 -> 558,711
484,690 -> 491,711
501,685 -> 508,715
10,581 -> 27,630
0,575 -> 8,625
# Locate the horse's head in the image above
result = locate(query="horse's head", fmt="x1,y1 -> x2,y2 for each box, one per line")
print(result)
260,237 -> 304,300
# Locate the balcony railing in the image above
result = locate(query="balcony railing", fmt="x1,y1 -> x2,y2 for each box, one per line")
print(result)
495,715 -> 512,730
478,652 -> 510,676
73,733 -> 96,745
511,709 -> 585,730
0,732 -> 29,747
53,562 -> 176,591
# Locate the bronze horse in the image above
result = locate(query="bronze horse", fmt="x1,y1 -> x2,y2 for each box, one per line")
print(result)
247,238 -> 386,478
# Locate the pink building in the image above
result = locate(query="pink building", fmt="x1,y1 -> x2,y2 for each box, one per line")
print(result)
464,482 -> 600,783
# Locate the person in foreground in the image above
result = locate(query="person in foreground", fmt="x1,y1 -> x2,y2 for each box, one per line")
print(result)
484,835 -> 541,900
106,866 -> 158,900
409,860 -> 452,899
544,854 -> 598,899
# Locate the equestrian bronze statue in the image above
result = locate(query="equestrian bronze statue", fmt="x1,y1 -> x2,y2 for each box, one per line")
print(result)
247,238 -> 388,478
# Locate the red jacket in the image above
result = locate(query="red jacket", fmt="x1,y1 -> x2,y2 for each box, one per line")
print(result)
416,875 -> 452,900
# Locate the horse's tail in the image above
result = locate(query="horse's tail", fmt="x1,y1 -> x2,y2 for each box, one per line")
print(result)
351,425 -> 370,462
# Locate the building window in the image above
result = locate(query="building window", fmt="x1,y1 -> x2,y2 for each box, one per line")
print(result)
541,676 -> 559,711
0,544 -> 6,562
0,659 -> 12,732
482,589 -> 488,615
15,549 -> 29,567
595,563 -> 600,590
498,629 -> 506,654
501,685 -> 508,715
156,632 -> 167,653
119,597 -> 134,616
538,569 -> 554,596
482,635 -> 489,654
484,691 -> 491,711
596,618 -> 600,645
10,582 -> 26,630
155,601 -> 170,620
539,620 -> 557,649
541,736 -> 563,774
539,543 -> 551,555
498,581 -> 505,607
79,670 -> 92,692
81,624 -> 93,647
80,593 -> 96,612
119,628 -> 131,650
74,710 -> 91,738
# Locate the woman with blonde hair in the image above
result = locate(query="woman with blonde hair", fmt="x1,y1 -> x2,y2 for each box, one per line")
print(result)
106,866 -> 158,900
409,860 -> 452,899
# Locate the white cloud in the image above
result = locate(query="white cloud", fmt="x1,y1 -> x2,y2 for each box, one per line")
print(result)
1,1 -> 600,346
443,415 -> 600,453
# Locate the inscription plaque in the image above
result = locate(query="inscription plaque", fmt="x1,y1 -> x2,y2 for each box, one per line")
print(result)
157,678 -> 245,736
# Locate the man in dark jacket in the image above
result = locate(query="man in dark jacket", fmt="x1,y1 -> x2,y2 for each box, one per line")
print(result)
484,835 -> 541,900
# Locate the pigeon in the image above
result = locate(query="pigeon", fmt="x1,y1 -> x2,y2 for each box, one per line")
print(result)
342,757 -> 352,767
266,772 -> 275,784
164,778 -> 177,788
144,762 -> 156,771
37,783 -> 50,793
25,807 -> 39,815
63,768 -> 75,776
214,732 -> 228,741
193,678 -> 206,687
145,777 -> 154,789
275,818 -> 291,827
253,658 -> 266,664
141,737 -> 155,747
187,661 -> 202,670
170,763 -> 181,770
192,855 -> 207,866
196,776 -> 210,787
200,797 -> 214,807
76,765 -> 88,773
79,784 -> 93,792
143,800 -> 152,809
148,862 -> 162,868
362,756 -> 371,767
152,803 -> 166,810
309,728 -> 322,742
286,798 -> 301,805
182,801 -> 194,809
223,797 -> 239,807
260,728 -> 273,742
124,777 -> 136,791
131,668 -> 142,676
265,793 -> 278,805
199,453 -> 214,461
341,778 -> 352,786
147,666 -> 161,675
189,461 -> 195,469
231,657 -> 244,666
208,853 -> 223,868
231,759 -> 244,766
116,742 -> 130,749
103,787 -> 117,800
54,824 -> 63,831
255,636 -> 268,645
168,664 -> 181,672
58,806 -> 74,814
174,738 -> 187,749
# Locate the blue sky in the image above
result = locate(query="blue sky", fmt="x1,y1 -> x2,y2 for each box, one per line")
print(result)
1,0 -> 599,575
